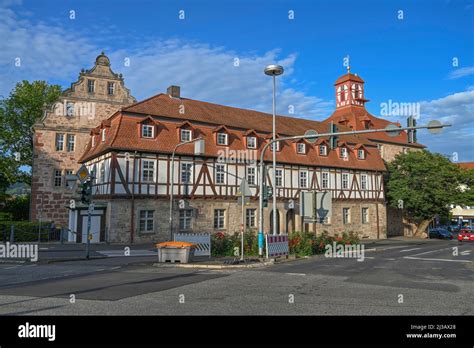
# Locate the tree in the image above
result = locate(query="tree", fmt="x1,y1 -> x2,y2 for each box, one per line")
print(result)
0,80 -> 61,189
386,150 -> 465,237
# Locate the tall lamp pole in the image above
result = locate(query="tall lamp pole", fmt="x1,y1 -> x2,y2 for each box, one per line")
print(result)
169,137 -> 205,241
264,65 -> 284,237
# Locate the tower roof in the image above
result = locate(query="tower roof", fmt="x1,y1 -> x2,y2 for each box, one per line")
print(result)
95,51 -> 111,66
334,72 -> 364,85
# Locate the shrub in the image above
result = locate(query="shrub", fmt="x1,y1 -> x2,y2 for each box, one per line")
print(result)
288,231 -> 313,256
211,229 -> 259,257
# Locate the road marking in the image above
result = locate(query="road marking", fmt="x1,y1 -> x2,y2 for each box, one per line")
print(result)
39,248 -> 49,250
286,273 -> 306,276
383,258 -> 397,261
404,256 -> 472,263
4,266 -> 19,269
460,251 -> 471,256
400,248 -> 422,252
409,247 -> 453,257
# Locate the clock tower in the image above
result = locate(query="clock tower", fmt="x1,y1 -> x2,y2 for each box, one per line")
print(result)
335,66 -> 368,109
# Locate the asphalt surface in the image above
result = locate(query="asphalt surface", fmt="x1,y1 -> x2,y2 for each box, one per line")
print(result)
0,238 -> 472,315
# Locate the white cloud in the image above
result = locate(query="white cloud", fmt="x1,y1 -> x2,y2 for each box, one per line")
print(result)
448,66 -> 474,79
0,6 -> 332,118
417,90 -> 474,161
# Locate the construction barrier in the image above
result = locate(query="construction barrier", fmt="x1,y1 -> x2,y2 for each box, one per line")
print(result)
174,233 -> 211,258
266,234 -> 289,258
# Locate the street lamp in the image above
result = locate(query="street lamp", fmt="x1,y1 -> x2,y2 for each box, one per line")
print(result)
264,64 -> 284,238
169,137 -> 205,240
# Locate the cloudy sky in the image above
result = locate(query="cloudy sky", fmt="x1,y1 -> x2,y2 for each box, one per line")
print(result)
1,0 -> 473,160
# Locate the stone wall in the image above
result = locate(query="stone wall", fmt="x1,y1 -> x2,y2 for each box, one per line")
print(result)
103,198 -> 388,243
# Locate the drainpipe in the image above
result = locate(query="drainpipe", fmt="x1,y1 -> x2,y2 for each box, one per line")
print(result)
130,151 -> 137,243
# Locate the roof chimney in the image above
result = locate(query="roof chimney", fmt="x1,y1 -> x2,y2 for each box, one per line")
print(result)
167,85 -> 180,98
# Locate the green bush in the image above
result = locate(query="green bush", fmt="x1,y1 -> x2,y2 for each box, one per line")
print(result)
288,231 -> 313,256
211,229 -> 259,257
2,195 -> 29,221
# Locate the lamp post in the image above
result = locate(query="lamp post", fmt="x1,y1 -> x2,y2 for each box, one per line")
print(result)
264,64 -> 284,239
169,137 -> 205,241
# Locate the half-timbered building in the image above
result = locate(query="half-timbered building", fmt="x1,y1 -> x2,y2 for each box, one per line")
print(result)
72,79 -> 395,244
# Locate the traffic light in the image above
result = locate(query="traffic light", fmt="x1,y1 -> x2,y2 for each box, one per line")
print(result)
329,121 -> 338,149
407,116 -> 417,143
262,185 -> 273,208
80,180 -> 92,205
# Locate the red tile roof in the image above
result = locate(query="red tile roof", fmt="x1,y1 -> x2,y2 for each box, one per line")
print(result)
457,162 -> 474,170
335,73 -> 364,85
323,106 -> 425,148
79,94 -> 387,171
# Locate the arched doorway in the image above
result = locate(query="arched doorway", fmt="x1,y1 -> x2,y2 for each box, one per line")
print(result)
286,209 -> 295,234
269,209 -> 280,235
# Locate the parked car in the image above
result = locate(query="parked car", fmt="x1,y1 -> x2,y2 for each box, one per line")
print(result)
428,228 -> 453,240
458,229 -> 474,242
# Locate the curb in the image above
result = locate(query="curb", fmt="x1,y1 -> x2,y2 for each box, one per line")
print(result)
153,260 -> 275,269
43,256 -> 109,264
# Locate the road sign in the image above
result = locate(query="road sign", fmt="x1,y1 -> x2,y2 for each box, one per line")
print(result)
76,165 -> 90,183
304,129 -> 318,144
237,196 -> 250,205
300,190 -> 332,222
385,124 -> 401,137
315,191 -> 332,221
236,179 -> 252,197
427,120 -> 443,134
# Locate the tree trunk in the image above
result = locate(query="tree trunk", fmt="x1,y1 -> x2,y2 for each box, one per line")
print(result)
413,219 -> 431,238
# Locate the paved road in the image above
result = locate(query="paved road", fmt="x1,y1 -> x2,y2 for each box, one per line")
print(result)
0,239 -> 472,315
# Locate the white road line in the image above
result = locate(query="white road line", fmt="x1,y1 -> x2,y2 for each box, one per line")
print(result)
460,251 -> 471,256
403,256 -> 472,263
286,273 -> 306,276
4,266 -> 19,269
409,247 -> 453,257
400,248 -> 422,252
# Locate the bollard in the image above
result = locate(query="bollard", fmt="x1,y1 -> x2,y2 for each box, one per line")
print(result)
10,225 -> 14,243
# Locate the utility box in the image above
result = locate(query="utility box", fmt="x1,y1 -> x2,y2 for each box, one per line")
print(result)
156,242 -> 196,263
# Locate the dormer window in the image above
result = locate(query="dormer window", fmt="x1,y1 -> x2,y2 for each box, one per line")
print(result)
142,125 -> 155,138
247,136 -> 257,149
340,147 -> 348,159
296,143 -> 306,154
101,129 -> 106,142
181,129 -> 192,142
357,149 -> 366,160
319,145 -> 327,156
217,132 -> 228,146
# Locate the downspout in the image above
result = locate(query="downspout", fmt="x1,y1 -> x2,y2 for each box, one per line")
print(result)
130,151 -> 137,243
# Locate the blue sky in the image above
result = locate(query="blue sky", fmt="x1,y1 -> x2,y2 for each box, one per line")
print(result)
1,0 -> 473,160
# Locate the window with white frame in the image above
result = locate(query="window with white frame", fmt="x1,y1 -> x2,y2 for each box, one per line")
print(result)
299,171 -> 308,188
342,173 -> 349,189
275,169 -> 283,187
55,133 -> 64,151
215,164 -> 225,184
139,210 -> 154,232
270,141 -> 280,152
180,129 -> 192,142
100,164 -> 105,182
297,143 -> 306,154
142,125 -> 154,138
357,149 -> 365,160
340,147 -> 348,159
87,79 -> 95,93
65,170 -> 73,188
214,209 -> 225,229
361,207 -> 369,224
179,210 -> 193,230
101,129 -> 106,142
319,145 -> 328,156
321,172 -> 330,189
181,163 -> 192,184
141,160 -> 155,182
247,136 -> 257,149
53,169 -> 62,187
246,167 -> 256,185
107,82 -> 115,95
342,208 -> 351,224
360,174 -> 368,190
67,134 -> 75,152
246,208 -> 256,228
217,132 -> 228,145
